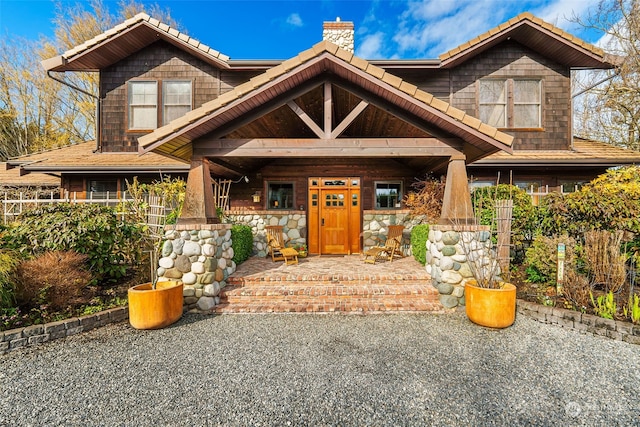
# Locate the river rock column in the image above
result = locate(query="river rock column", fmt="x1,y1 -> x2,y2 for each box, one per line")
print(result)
426,224 -> 492,309
157,224 -> 235,312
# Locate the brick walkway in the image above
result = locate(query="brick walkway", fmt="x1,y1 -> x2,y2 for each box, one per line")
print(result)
215,254 -> 446,314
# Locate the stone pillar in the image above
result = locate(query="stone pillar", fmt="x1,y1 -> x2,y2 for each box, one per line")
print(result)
426,224 -> 493,309
178,157 -> 219,225
322,18 -> 354,52
158,224 -> 235,312
439,155 -> 474,225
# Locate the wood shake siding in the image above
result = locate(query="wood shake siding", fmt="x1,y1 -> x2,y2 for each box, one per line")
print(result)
448,41 -> 570,151
99,40 -> 253,152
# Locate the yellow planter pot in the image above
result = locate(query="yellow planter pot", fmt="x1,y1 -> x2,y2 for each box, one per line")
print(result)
128,281 -> 184,330
465,280 -> 516,329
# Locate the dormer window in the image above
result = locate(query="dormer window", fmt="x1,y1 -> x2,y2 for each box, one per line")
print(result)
479,79 -> 541,129
128,80 -> 193,130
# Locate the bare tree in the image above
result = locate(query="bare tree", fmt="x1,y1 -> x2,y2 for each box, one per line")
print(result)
573,0 -> 640,150
0,0 -> 178,161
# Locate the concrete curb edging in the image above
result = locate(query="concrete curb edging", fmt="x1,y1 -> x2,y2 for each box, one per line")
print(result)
0,306 -> 129,355
517,299 -> 640,345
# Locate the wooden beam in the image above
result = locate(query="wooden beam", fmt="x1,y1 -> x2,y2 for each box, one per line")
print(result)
439,155 -> 474,224
286,101 -> 324,139
324,82 -> 332,139
207,158 -> 246,177
178,158 -> 219,225
194,138 -> 464,158
331,100 -> 369,139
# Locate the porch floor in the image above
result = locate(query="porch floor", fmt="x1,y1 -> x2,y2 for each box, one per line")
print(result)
215,254 -> 446,314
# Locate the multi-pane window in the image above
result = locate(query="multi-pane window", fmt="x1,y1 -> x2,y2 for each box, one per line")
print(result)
163,81 -> 192,124
513,80 -> 541,128
267,182 -> 294,209
479,80 -> 507,128
479,79 -> 541,129
128,80 -> 192,130
375,181 -> 402,209
129,81 -> 157,130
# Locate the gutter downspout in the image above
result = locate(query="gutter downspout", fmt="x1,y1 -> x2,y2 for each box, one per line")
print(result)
46,71 -> 101,152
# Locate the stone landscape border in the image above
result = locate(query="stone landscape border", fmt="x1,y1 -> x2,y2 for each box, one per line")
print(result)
3,301 -> 640,355
0,307 -> 128,355
517,300 -> 640,345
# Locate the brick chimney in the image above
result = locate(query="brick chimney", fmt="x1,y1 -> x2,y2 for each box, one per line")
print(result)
322,17 -> 354,53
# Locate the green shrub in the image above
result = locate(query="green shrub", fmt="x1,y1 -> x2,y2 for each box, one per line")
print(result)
524,234 -> 579,286
0,249 -> 21,309
538,166 -> 640,237
411,224 -> 430,265
231,224 -> 253,265
1,203 -> 143,284
471,184 -> 538,249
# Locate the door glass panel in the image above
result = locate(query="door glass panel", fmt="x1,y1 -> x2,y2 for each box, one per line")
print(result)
352,194 -> 358,206
325,193 -> 345,207
324,179 -> 346,186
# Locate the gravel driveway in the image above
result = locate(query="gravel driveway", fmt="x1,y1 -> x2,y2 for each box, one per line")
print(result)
1,311 -> 639,426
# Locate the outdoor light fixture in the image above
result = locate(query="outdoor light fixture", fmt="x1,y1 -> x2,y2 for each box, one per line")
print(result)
232,175 -> 249,184
252,191 -> 261,203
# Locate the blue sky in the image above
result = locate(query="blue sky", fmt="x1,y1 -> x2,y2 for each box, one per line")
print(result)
1,0 -> 606,60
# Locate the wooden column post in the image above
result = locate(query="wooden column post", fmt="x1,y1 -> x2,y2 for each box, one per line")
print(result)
439,155 -> 474,224
177,157 -> 219,225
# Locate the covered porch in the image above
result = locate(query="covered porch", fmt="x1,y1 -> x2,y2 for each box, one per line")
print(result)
138,41 -> 513,310
139,43 -> 513,254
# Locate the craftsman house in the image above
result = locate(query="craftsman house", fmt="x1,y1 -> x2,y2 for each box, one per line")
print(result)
29,12 -> 640,255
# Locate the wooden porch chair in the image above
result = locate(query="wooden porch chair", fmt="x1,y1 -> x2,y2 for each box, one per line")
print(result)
363,225 -> 406,264
266,225 -> 286,262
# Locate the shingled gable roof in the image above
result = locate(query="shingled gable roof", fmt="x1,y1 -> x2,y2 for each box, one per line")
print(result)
41,13 -> 230,72
6,141 -> 188,174
440,12 -> 621,69
471,138 -> 640,167
138,40 -> 514,162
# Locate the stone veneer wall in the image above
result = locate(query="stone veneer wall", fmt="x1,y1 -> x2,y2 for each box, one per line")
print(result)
157,224 -> 235,312
226,210 -> 306,257
427,224 -> 493,309
227,210 -> 425,256
362,210 -> 425,252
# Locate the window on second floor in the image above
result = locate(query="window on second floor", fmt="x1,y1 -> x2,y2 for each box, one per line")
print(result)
479,79 -> 541,129
128,80 -> 192,130
129,81 -> 157,130
163,81 -> 192,124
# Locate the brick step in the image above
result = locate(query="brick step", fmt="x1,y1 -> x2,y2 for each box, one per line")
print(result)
226,276 -> 430,287
214,298 -> 444,314
221,283 -> 437,299
215,283 -> 443,314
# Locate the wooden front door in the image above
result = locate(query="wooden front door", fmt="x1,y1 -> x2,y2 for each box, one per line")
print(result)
308,177 -> 361,255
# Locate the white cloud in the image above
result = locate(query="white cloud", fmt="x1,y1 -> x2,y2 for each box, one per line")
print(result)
286,13 -> 303,28
350,0 -> 610,60
356,32 -> 385,59
533,0 -> 600,30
